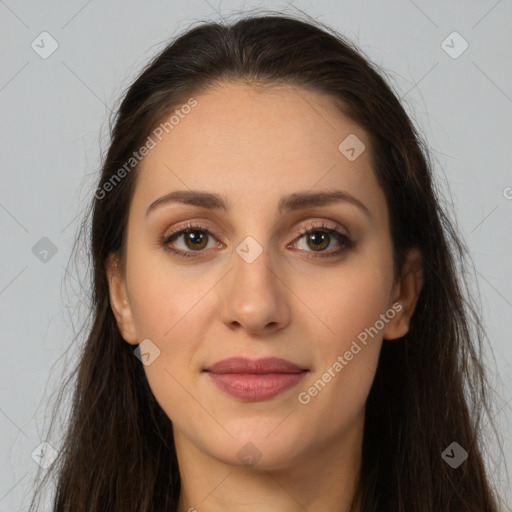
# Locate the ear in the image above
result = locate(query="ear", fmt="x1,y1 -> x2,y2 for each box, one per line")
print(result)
383,247 -> 424,340
105,253 -> 139,345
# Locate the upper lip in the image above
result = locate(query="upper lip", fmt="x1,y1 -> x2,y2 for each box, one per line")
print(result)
203,357 -> 308,374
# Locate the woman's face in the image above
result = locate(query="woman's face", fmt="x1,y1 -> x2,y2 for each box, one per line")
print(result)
107,81 -> 419,470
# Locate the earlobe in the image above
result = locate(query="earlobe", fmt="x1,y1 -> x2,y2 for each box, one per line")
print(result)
105,253 -> 139,345
383,248 -> 424,340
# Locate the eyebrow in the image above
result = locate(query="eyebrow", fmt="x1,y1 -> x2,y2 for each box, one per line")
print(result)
145,189 -> 373,221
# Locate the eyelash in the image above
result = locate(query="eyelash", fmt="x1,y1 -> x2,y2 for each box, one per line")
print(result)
161,221 -> 354,260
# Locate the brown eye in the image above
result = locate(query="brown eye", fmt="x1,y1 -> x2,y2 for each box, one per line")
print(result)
289,223 -> 355,259
162,222 -> 221,258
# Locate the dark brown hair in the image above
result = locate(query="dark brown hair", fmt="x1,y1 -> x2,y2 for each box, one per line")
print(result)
29,11 -> 506,512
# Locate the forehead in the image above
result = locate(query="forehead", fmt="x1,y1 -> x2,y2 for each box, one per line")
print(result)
132,81 -> 386,220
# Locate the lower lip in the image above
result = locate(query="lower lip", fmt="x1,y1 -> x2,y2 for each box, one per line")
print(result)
205,371 -> 308,401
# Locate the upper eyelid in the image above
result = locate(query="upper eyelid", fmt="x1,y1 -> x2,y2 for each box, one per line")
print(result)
163,220 -> 220,240
165,218 -> 343,234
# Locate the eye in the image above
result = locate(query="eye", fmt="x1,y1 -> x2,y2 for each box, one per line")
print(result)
161,222 -> 222,259
288,222 -> 354,259
161,221 -> 354,259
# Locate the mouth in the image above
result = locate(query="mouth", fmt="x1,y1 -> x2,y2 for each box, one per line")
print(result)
202,357 -> 309,402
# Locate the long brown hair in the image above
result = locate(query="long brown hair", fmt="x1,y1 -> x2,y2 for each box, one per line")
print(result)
29,11 -> 507,512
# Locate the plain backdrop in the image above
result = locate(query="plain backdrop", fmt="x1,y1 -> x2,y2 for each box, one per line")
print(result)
0,0 -> 511,509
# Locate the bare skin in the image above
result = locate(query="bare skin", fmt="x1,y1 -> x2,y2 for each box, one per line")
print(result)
106,81 -> 423,512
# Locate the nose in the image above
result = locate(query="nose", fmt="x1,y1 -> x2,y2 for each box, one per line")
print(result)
219,242 -> 291,336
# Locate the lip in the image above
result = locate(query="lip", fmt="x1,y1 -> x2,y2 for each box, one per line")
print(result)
204,356 -> 307,374
203,357 -> 309,401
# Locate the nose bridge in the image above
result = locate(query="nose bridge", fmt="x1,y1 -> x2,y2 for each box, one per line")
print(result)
234,234 -> 275,291
220,233 -> 290,333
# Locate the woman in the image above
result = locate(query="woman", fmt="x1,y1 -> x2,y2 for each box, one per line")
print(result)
29,12 -> 505,512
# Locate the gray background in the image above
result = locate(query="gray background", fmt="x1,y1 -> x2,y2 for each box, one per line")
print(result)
0,0 -> 511,509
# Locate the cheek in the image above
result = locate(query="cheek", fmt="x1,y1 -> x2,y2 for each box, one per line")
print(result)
292,275 -> 390,436
125,248 -> 218,421
126,247 -> 213,341
306,255 -> 394,352
296,251 -> 393,403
